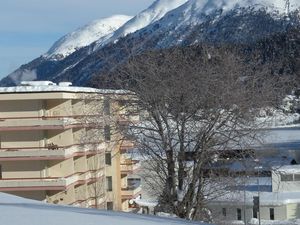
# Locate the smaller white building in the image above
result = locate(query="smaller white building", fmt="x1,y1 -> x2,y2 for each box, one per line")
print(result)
208,166 -> 300,223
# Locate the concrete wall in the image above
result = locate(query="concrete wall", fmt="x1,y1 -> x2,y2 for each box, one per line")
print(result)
46,99 -> 72,117
0,130 -> 44,148
287,203 -> 300,219
46,129 -> 74,146
5,190 -> 46,201
47,187 -> 75,205
1,160 -> 45,178
47,158 -> 74,177
0,100 -> 43,118
74,156 -> 87,173
272,171 -> 300,192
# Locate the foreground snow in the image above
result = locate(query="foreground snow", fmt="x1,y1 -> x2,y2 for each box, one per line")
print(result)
0,192 -> 207,225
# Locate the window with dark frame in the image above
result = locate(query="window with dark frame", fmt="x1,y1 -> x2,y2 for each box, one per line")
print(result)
253,207 -> 258,219
0,165 -> 2,179
294,174 -> 300,181
237,208 -> 242,220
106,176 -> 112,191
280,174 -> 293,181
270,208 -> 275,220
103,98 -> 110,115
105,152 -> 112,165
104,125 -> 111,141
107,201 -> 113,210
222,208 -> 226,217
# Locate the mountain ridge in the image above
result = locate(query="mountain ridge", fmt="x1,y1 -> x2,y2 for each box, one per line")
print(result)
1,0 -> 300,87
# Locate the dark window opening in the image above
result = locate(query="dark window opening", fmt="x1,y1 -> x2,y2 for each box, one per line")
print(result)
222,208 -> 226,217
281,174 -> 293,181
270,208 -> 275,220
237,208 -> 242,220
253,207 -> 258,219
105,152 -> 112,165
104,125 -> 111,141
107,201 -> 113,210
103,98 -> 110,115
106,176 -> 112,191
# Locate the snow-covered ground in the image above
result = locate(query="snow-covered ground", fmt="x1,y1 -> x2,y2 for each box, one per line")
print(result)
0,192 -> 208,225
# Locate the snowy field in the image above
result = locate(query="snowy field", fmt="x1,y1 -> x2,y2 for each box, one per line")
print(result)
0,192 -> 207,225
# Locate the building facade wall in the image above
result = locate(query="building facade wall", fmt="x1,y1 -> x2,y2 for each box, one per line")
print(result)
0,89 -> 139,212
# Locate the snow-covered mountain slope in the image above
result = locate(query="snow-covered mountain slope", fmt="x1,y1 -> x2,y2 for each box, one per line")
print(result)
1,0 -> 300,87
131,0 -> 300,47
95,0 -> 188,48
45,15 -> 132,60
0,192 -> 208,225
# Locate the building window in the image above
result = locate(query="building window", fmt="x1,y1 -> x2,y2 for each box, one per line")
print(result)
0,165 -> 2,179
105,152 -> 112,165
253,207 -> 258,219
222,208 -> 226,217
106,176 -> 112,191
104,125 -> 111,141
107,201 -> 113,210
237,208 -> 242,221
281,174 -> 293,181
270,208 -> 275,220
294,174 -> 300,181
103,98 -> 110,115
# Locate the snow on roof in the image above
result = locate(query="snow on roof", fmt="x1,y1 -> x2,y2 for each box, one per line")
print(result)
0,82 -> 131,95
251,127 -> 300,152
211,191 -> 300,206
0,192 -> 208,225
274,165 -> 300,174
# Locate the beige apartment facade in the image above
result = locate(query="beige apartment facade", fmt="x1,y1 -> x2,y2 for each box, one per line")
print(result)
0,81 -> 141,211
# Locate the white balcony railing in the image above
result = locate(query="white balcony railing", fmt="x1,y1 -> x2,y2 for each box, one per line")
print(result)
121,186 -> 142,199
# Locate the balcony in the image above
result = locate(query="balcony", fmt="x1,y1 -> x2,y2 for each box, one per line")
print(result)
0,178 -> 66,191
0,142 -> 106,160
121,186 -> 142,200
120,140 -> 135,152
0,170 -> 104,191
118,113 -> 140,125
0,116 -> 81,131
120,160 -> 140,174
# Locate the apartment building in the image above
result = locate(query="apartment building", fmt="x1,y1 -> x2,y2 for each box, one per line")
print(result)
0,81 -> 141,211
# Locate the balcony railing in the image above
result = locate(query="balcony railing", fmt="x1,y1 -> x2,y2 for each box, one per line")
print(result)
0,142 -> 106,159
121,186 -> 142,199
120,160 -> 140,174
0,170 -> 105,191
0,114 -> 103,131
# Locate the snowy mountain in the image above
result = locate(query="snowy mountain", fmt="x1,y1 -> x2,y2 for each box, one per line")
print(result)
45,15 -> 132,60
94,0 -> 188,48
0,192 -> 208,225
1,0 -> 300,86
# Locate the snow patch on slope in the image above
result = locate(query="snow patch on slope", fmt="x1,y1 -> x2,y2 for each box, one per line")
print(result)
45,15 -> 132,60
155,0 -> 300,30
95,0 -> 188,47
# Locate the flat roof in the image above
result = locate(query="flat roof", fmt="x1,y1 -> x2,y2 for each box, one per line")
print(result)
0,81 -> 132,95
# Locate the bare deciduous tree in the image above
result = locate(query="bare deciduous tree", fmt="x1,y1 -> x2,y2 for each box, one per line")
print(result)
93,45 -> 289,220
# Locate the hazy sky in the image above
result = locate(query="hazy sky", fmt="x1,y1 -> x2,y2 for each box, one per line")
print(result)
0,0 -> 154,79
